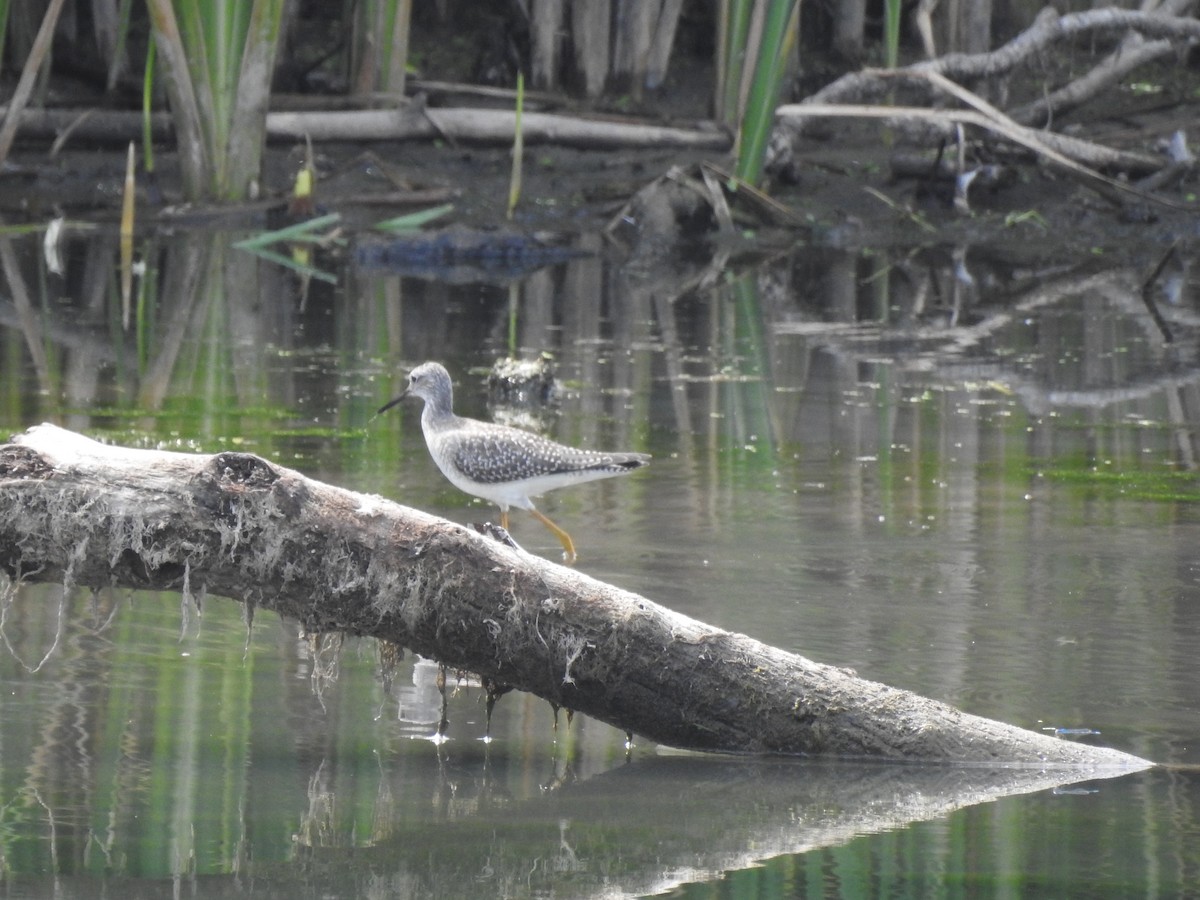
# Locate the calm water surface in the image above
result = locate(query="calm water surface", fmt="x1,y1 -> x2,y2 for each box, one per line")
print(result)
0,230 -> 1198,897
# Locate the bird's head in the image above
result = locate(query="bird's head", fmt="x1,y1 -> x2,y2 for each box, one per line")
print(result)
377,361 -> 454,415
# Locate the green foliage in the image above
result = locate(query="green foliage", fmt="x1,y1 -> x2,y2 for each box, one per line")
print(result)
716,0 -> 754,126
0,0 -> 10,73
507,71 -> 525,220
145,0 -> 287,201
883,0 -> 902,68
729,0 -> 799,187
373,204 -> 455,232
232,213 -> 343,250
352,0 -> 411,93
233,213 -> 343,283
142,38 -> 157,173
1003,209 -> 1049,229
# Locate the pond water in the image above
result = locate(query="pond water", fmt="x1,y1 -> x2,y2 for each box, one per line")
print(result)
0,227 -> 1198,897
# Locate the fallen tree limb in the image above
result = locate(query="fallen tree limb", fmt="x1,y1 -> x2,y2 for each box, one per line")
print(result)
266,106 -> 731,149
0,105 -> 729,152
1008,29 -> 1181,127
0,424 -> 1152,768
780,5 -> 1200,195
806,5 -> 1200,109
779,68 -> 1194,211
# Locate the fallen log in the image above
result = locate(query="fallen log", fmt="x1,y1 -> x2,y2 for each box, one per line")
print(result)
0,424 -> 1152,768
0,105 -> 729,152
266,106 -> 730,149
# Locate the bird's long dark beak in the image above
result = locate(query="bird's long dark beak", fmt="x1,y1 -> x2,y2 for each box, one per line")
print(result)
376,389 -> 408,416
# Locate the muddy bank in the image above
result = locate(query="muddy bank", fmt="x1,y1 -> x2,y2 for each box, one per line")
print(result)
0,129 -> 1191,268
1,72 -> 1196,267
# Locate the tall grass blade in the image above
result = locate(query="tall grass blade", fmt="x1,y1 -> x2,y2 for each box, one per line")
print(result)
884,0 -> 902,69
142,38 -> 156,173
223,0 -> 286,199
147,0 -> 284,200
0,0 -> 66,170
0,0 -> 10,73
717,0 -> 754,126
733,0 -> 798,186
107,0 -> 135,93
121,142 -> 136,330
145,0 -> 209,198
384,0 -> 412,93
507,71 -> 524,221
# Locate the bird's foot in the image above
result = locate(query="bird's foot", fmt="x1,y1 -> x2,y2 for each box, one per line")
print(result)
472,521 -> 524,553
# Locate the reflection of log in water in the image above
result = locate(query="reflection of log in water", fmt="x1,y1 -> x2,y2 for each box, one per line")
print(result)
772,259 -> 1200,407
279,755 -> 1133,899
0,424 -> 1152,770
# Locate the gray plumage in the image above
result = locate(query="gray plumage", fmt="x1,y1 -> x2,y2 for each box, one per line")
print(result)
378,361 -> 649,562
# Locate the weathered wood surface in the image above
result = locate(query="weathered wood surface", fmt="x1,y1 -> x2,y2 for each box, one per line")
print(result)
0,424 -> 1152,768
0,105 -> 730,150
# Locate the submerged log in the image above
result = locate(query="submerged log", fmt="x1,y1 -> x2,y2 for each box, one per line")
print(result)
0,424 -> 1152,769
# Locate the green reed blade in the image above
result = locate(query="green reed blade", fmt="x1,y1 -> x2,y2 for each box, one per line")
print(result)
373,204 -> 455,232
232,213 -> 342,249
734,0 -> 798,186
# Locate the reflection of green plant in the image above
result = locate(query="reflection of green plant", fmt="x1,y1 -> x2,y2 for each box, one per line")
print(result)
233,213 -> 342,283
373,204 -> 454,232
234,213 -> 344,250
234,204 -> 453,282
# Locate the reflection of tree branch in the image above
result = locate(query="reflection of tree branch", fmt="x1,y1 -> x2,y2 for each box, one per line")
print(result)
0,302 -> 119,360
775,267 -> 1138,354
772,258 -> 1200,422
0,238 -> 52,390
138,234 -> 213,410
1008,370 -> 1200,415
1139,239 -> 1180,344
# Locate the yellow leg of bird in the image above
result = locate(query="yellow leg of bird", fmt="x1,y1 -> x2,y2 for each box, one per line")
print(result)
500,510 -> 510,531
529,508 -> 578,565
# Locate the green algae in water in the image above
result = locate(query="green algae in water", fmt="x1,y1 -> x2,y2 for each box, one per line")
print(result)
1034,463 -> 1200,503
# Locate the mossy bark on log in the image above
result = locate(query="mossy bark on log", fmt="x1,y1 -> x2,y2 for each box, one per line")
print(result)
0,424 -> 1152,768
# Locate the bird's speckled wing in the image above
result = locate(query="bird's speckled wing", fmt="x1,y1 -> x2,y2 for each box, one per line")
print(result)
448,426 -> 645,485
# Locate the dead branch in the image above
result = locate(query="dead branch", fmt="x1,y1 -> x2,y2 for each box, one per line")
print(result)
782,5 -> 1200,196
807,6 -> 1200,109
1009,30 -> 1181,127
780,67 -> 1196,211
267,107 -> 730,149
0,105 -> 730,152
0,423 -> 1153,769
